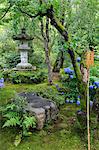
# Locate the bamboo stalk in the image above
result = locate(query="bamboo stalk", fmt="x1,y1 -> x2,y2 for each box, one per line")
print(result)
87,69 -> 91,150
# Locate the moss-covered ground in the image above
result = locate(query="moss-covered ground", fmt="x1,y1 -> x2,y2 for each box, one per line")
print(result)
0,83 -> 99,150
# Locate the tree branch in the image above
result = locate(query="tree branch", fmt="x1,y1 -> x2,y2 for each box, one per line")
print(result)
46,5 -> 68,41
0,4 -> 12,20
75,50 -> 82,57
18,7 -> 39,18
18,7 -> 47,19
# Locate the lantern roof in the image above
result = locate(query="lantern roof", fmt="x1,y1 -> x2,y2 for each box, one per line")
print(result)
13,28 -> 33,41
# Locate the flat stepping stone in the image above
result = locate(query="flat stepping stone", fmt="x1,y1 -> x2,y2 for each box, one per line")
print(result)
19,92 -> 58,130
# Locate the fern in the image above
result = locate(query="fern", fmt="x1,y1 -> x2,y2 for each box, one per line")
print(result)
1,94 -> 37,146
5,104 -> 16,111
0,104 -> 16,113
3,111 -> 18,119
22,116 -> 36,129
2,117 -> 20,128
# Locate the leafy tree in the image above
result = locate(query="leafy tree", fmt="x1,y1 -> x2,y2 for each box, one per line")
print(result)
0,0 -> 98,114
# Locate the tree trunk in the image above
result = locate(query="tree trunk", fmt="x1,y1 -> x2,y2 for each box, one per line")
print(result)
53,1 -> 65,73
68,48 -> 88,111
41,17 -> 53,84
44,39 -> 53,84
47,6 -> 88,110
53,50 -> 64,72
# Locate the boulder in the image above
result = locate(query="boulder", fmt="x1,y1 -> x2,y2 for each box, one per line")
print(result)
19,92 -> 58,130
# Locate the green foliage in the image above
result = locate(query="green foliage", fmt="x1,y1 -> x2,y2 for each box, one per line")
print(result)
90,76 -> 99,83
61,78 -> 79,101
6,52 -> 20,68
36,85 -> 65,106
0,72 -> 3,78
29,51 -> 45,68
90,65 -> 99,84
90,66 -> 99,78
2,70 -> 47,84
0,94 -> 36,146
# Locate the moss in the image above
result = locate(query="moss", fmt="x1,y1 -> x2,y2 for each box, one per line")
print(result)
0,83 -> 99,149
56,19 -> 65,31
0,103 -> 99,150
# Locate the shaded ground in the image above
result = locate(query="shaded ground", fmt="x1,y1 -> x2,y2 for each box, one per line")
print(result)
0,83 -> 99,150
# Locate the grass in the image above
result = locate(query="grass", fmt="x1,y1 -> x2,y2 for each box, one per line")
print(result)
0,83 -> 99,150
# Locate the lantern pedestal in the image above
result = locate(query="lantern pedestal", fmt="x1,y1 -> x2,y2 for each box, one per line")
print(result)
16,48 -> 33,70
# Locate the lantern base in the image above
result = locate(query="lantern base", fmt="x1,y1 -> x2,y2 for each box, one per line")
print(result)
16,63 -> 34,70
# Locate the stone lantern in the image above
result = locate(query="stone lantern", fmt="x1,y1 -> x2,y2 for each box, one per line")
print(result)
13,28 -> 34,70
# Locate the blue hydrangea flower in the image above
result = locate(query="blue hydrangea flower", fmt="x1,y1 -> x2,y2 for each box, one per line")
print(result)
64,68 -> 71,74
77,57 -> 81,62
65,99 -> 69,103
0,78 -> 4,83
76,100 -> 80,105
64,68 -> 74,75
61,92 -> 65,95
93,81 -> 99,88
57,87 -> 61,91
90,101 -> 93,107
0,83 -> 4,88
78,96 -> 81,99
55,84 -> 59,87
69,75 -> 73,79
89,85 -> 94,90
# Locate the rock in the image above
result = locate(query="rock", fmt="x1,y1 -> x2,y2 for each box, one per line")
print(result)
26,106 -> 45,130
19,92 -> 58,130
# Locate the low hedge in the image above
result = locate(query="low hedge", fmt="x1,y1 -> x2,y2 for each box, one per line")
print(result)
2,70 -> 47,84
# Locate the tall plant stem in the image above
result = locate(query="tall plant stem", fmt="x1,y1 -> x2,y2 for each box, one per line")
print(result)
87,69 -> 91,150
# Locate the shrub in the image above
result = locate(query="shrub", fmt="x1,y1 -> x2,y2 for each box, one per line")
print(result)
6,52 -> 20,68
61,78 -> 79,101
2,70 -> 47,84
90,66 -> 99,77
